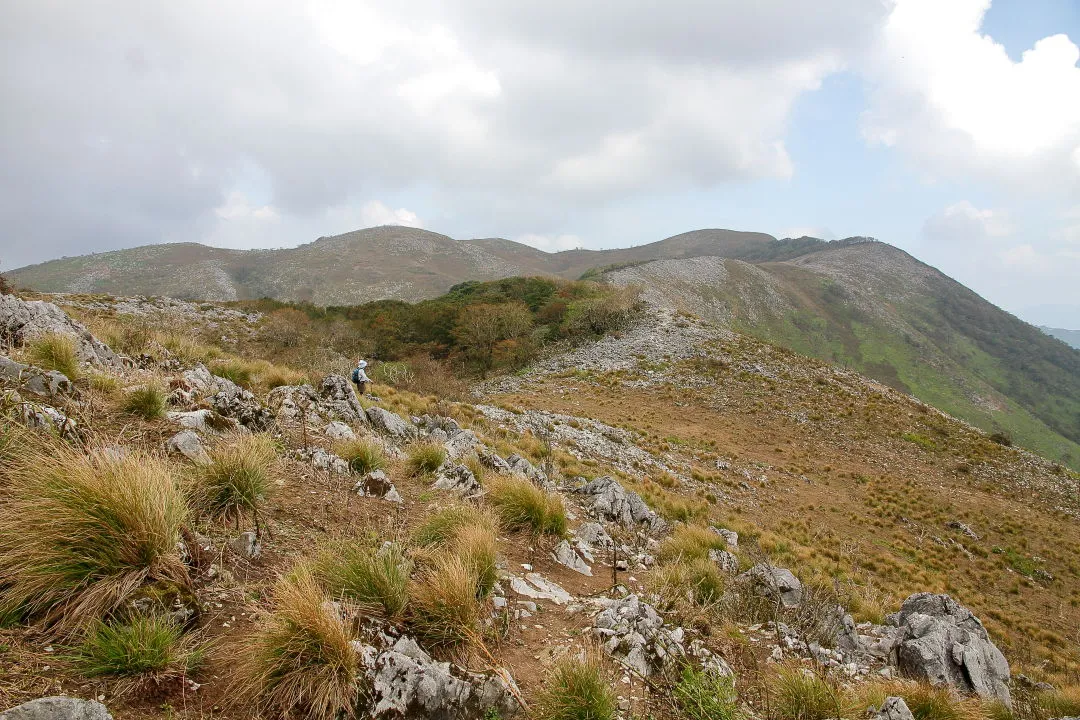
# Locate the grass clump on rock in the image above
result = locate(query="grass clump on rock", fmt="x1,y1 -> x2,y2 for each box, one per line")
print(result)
27,332 -> 79,379
0,442 -> 188,629
406,441 -> 447,476
533,652 -> 617,720
73,614 -> 203,692
312,540 -> 412,620
195,433 -> 277,522
122,384 -> 168,420
336,437 -> 386,475
236,571 -> 360,720
486,475 -> 567,537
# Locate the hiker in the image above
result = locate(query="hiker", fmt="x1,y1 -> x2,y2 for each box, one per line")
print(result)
351,358 -> 371,396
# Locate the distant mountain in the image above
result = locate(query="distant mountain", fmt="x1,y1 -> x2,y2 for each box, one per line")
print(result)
8,226 -> 788,305
1041,326 -> 1080,350
606,241 -> 1080,469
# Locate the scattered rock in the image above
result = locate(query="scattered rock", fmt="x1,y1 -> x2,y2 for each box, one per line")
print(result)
0,696 -> 113,720
319,375 -> 368,425
945,521 -> 980,540
593,595 -> 685,677
875,697 -> 914,720
166,430 -> 211,466
711,526 -> 738,548
432,464 -> 480,497
574,522 -> 614,562
16,402 -> 76,437
228,532 -> 261,560
551,540 -> 593,576
0,294 -> 119,367
297,447 -> 350,475
509,574 -> 572,605
506,454 -> 550,487
0,355 -> 74,398
444,429 -> 480,460
355,470 -> 403,503
894,593 -> 1011,705
265,384 -> 321,422
477,447 -> 512,473
325,421 -> 356,441
739,564 -> 803,608
575,476 -> 665,532
210,381 -> 273,431
709,549 -> 740,575
359,635 -> 519,720
366,406 -> 416,441
167,408 -> 239,435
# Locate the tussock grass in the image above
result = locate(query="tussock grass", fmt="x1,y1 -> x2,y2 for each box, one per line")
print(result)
673,665 -> 740,720
313,541 -> 411,619
533,652 -> 617,720
195,434 -> 277,521
852,680 -> 987,720
408,556 -> 482,652
773,666 -> 848,720
72,615 -> 203,692
211,358 -> 258,388
657,524 -> 727,564
122,384 -> 167,420
27,332 -> 79,379
158,330 -> 221,365
406,441 -> 447,476
464,454 -> 487,485
412,505 -> 499,548
0,443 -> 188,630
258,363 -> 307,390
454,524 -> 499,599
88,371 -> 121,395
650,557 -> 726,609
336,437 -> 386,475
486,475 -> 567,536
235,571 -> 360,720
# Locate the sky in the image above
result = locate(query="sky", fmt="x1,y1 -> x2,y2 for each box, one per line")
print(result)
1,0 -> 1079,328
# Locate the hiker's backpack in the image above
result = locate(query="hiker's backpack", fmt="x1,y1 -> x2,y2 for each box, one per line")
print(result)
351,367 -> 360,383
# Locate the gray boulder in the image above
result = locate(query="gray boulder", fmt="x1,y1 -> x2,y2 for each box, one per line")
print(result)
0,697 -> 113,720
576,476 -> 664,531
166,430 -> 211,466
210,380 -> 273,431
432,464 -> 480,497
355,470 -> 403,503
894,593 -> 1010,705
266,383 -> 321,422
551,540 -> 592,576
593,594 -> 686,677
740,564 -> 803,608
506,453 -> 550,487
319,375 -> 368,425
361,635 -> 519,720
366,406 -> 416,441
0,294 -> 119,367
167,408 -> 239,434
444,429 -> 479,460
228,531 -> 261,560
476,447 -> 512,474
325,421 -> 356,441
876,697 -> 914,720
0,355 -> 74,398
709,549 -> 740,575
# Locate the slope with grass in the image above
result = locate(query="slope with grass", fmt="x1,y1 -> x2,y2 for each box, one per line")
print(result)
607,242 -> 1080,469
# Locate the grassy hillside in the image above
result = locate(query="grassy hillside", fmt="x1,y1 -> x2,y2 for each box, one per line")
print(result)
609,243 -> 1080,469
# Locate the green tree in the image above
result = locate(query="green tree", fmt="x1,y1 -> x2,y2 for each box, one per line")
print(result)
453,302 -> 533,376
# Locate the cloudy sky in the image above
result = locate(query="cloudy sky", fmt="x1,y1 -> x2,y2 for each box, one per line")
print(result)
2,0 -> 1079,327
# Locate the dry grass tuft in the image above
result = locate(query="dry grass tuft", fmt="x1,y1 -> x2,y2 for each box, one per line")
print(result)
406,441 -> 447,476
194,433 -> 277,522
0,442 -> 188,630
411,505 -> 499,548
27,332 -> 79,379
234,571 -> 360,720
335,437 -> 386,475
122,384 -> 167,420
657,524 -> 727,564
408,556 -> 483,653
533,651 -> 617,720
486,475 -> 567,537
312,540 -> 412,620
453,524 -> 499,599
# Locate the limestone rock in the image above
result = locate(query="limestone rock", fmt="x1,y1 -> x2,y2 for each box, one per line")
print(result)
875,697 -> 915,720
711,526 -> 738,548
477,447 -> 512,473
740,564 -> 803,608
432,464 -> 480,497
266,384 -> 321,422
355,470 -> 403,503
168,408 -> 238,434
506,453 -> 551,488
0,355 -> 75,398
166,430 -> 211,466
551,540 -> 593,576
16,402 -> 76,437
319,375 -> 368,425
228,532 -> 261,560
366,406 -> 416,441
709,549 -> 740,575
0,294 -> 119,367
508,574 -> 572,605
593,595 -> 686,676
576,476 -> 665,532
209,381 -> 273,431
297,447 -> 350,475
894,593 -> 1010,705
444,429 -> 479,460
0,696 -> 113,720
325,421 -> 356,441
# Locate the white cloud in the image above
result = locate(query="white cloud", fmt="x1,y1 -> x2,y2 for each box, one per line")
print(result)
923,201 -> 1012,242
516,233 -> 584,252
358,201 -> 424,229
863,0 -> 1080,192
214,192 -> 281,223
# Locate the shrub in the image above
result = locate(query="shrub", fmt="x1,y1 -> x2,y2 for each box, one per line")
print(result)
0,444 -> 188,629
989,431 -> 1013,447
72,614 -> 202,690
336,437 -> 386,475
236,572 -> 360,720
195,434 -> 277,521
408,556 -> 482,652
313,541 -> 411,619
122,384 -> 167,420
657,525 -> 727,564
27,332 -> 79,379
412,505 -> 499,548
533,652 -> 617,720
773,666 -> 848,720
562,286 -> 642,338
407,441 -> 447,476
486,475 -> 567,537
673,665 -> 740,720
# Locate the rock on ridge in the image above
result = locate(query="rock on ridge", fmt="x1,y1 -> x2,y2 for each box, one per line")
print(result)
575,476 -> 665,532
0,294 -> 119,367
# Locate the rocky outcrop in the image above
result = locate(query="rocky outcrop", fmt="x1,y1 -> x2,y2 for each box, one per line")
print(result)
0,355 -> 74,398
355,470 -> 403,503
894,593 -> 1011,705
432,464 -> 480,496
358,635 -> 519,719
210,381 -> 273,431
593,594 -> 686,677
506,453 -> 551,488
265,383 -> 321,422
166,430 -> 211,465
167,408 -> 239,434
319,375 -> 368,425
0,294 -> 118,367
0,696 -> 113,720
551,540 -> 592,576
575,476 -> 665,532
875,697 -> 914,720
296,447 -> 350,475
709,549 -> 740,575
325,421 -> 355,441
739,564 -> 803,609
366,406 -> 416,441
